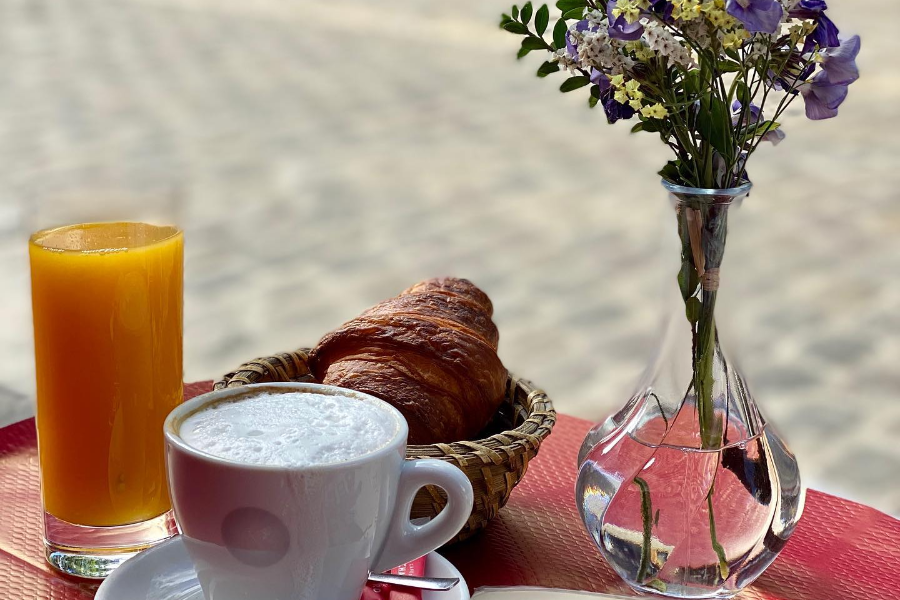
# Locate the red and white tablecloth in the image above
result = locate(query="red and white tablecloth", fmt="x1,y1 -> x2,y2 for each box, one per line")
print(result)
1,381 -> 898,599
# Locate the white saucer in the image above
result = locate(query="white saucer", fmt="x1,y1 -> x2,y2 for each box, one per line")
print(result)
96,535 -> 470,600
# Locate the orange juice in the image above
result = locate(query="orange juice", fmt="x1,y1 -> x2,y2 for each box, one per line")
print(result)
30,222 -> 183,527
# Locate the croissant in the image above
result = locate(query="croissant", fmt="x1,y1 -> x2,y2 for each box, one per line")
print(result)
309,278 -> 507,444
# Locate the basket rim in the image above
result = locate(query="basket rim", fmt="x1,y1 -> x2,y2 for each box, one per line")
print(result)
215,348 -> 557,462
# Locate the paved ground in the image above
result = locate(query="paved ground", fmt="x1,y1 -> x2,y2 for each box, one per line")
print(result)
1,0 -> 898,515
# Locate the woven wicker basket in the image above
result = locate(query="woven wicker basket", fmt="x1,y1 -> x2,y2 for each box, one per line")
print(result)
215,349 -> 556,544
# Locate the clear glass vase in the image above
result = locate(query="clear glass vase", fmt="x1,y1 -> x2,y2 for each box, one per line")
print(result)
576,181 -> 805,598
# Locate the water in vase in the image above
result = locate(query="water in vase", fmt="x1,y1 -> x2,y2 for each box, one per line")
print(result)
577,392 -> 804,598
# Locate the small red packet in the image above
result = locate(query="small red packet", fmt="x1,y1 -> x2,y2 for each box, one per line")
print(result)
361,555 -> 428,600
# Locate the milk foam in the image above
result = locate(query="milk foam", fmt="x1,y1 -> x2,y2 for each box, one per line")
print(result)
179,392 -> 400,467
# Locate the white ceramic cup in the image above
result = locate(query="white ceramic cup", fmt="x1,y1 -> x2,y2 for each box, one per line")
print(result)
164,382 -> 474,600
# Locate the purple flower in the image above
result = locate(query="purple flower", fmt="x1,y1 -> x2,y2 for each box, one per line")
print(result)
819,34 -> 860,85
590,68 -> 611,92
649,0 -> 674,21
714,151 -> 749,184
732,101 -> 785,144
603,96 -> 636,123
607,1 -> 644,40
587,68 -> 632,123
763,128 -> 786,145
731,100 -> 762,125
565,20 -> 595,57
768,49 -> 818,93
805,15 -> 840,51
799,72 -> 849,120
789,0 -> 840,51
726,0 -> 783,34
798,35 -> 859,120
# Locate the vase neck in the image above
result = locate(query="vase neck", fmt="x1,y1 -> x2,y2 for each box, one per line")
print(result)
615,180 -> 765,451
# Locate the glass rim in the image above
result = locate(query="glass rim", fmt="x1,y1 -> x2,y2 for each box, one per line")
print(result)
660,179 -> 753,197
29,221 -> 182,254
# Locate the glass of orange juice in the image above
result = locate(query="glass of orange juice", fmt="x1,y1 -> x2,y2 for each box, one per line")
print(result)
29,222 -> 183,578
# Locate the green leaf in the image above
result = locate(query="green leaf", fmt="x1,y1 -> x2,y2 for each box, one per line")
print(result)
563,7 -> 586,19
756,120 -> 780,134
677,259 -> 700,300
641,119 -> 660,133
697,97 -> 733,162
678,160 -> 696,184
522,37 -> 548,50
518,36 -> 548,58
716,61 -> 742,73
659,160 -> 680,184
588,94 -> 600,108
536,60 -> 560,77
552,18 -> 568,49
535,4 -> 550,35
502,21 -> 530,35
560,75 -> 590,92
499,14 -> 513,28
512,4 -> 519,18
521,1 -> 533,24
685,297 -> 702,323
734,80 -> 751,107
743,120 -> 780,142
682,71 -> 702,96
631,122 -> 644,133
556,0 -> 587,12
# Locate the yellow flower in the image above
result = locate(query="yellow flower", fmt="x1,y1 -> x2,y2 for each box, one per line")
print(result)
625,41 -> 655,61
625,79 -> 641,93
612,0 -> 644,24
629,99 -> 644,111
672,0 -> 703,21
610,74 -> 626,88
640,103 -> 669,119
700,0 -> 725,10
793,22 -> 821,50
721,31 -> 745,49
630,89 -> 645,101
636,47 -> 655,60
614,90 -> 630,104
704,4 -> 737,29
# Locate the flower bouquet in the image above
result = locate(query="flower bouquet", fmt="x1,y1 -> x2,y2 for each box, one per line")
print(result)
500,0 -> 859,188
500,1 -> 860,597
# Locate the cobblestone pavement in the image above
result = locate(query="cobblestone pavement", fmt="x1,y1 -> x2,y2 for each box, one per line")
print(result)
1,0 -> 898,515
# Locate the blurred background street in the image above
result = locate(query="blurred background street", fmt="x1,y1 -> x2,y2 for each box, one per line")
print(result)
1,0 -> 898,514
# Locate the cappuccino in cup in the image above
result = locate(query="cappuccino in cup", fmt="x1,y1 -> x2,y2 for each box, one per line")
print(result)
179,391 -> 400,468
164,383 -> 473,600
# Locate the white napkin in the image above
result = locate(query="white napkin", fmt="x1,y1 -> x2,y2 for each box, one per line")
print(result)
472,588 -> 635,599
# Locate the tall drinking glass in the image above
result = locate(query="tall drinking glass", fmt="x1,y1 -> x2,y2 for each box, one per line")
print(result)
29,222 -> 183,578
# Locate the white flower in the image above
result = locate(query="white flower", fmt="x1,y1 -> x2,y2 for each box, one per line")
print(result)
683,19 -> 711,49
584,8 -> 606,28
748,40 -> 769,59
643,22 -> 695,68
550,48 -> 580,72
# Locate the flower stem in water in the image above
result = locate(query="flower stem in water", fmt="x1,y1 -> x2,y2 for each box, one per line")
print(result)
634,476 -> 654,583
707,482 -> 730,580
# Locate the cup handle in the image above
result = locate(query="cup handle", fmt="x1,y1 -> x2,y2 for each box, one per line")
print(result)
371,459 -> 474,573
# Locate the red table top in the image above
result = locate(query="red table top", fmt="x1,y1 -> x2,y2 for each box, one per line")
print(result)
2,381 -> 899,599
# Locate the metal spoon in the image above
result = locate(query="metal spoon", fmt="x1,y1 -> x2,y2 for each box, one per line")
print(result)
367,572 -> 460,591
